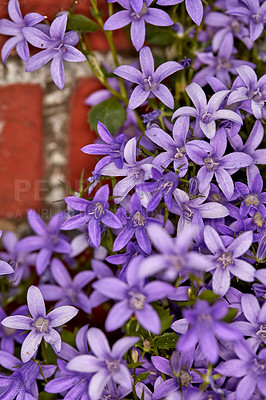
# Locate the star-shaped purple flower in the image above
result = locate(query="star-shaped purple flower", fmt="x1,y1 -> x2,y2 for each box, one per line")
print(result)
22,13 -> 86,89
1,286 -> 78,363
157,0 -> 204,26
104,0 -> 174,51
0,0 -> 44,62
113,46 -> 183,109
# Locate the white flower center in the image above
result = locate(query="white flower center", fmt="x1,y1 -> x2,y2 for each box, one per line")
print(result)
33,317 -> 49,333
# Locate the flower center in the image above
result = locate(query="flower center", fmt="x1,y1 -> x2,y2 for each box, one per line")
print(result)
86,202 -> 105,219
217,57 -> 231,70
250,88 -> 262,102
33,317 -> 49,333
160,180 -> 174,195
204,157 -> 219,171
210,193 -> 223,203
244,194 -> 260,206
197,313 -> 212,324
53,42 -> 66,53
256,324 -> 266,340
174,147 -> 185,160
180,371 -> 192,387
143,75 -> 158,91
131,167 -> 144,180
130,3 -> 148,20
231,19 -> 241,34
131,211 -> 146,228
253,358 -> 265,375
202,111 -> 212,124
253,212 -> 265,228
105,359 -> 120,373
169,255 -> 185,271
182,204 -> 194,220
129,290 -> 146,310
217,252 -> 233,268
252,13 -> 262,24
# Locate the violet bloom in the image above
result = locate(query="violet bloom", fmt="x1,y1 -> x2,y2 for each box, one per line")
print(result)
229,120 -> 266,184
45,324 -> 92,399
172,300 -> 241,364
139,224 -> 210,281
22,13 -> 86,89
171,187 -> 230,231
104,0 -> 173,51
172,83 -> 242,139
67,327 -> 139,400
227,66 -> 266,119
157,0 -> 204,26
216,340 -> 266,399
61,185 -> 122,247
232,294 -> 266,352
93,255 -> 173,334
145,117 -> 190,177
235,173 -> 266,218
0,351 -> 56,400
113,46 -> 183,109
1,285 -> 78,362
101,137 -> 154,204
186,128 -> 253,199
81,121 -> 126,173
227,0 -> 266,41
0,232 -> 14,277
0,0 -> 44,63
152,351 -> 201,399
16,210 -> 72,275
39,258 -> 95,314
204,225 -> 255,296
113,192 -> 162,254
0,231 -> 35,286
137,169 -> 179,212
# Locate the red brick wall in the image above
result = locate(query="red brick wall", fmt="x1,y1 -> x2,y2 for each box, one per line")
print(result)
0,0 -> 131,227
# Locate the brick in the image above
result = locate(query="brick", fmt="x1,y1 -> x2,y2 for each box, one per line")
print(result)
67,77 -> 102,191
0,84 -> 43,219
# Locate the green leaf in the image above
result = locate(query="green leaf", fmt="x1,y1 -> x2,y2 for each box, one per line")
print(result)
223,307 -> 238,323
88,97 -> 127,135
153,305 -> 173,333
39,393 -> 57,400
135,371 -> 150,383
199,290 -> 220,302
61,328 -> 78,347
153,333 -> 178,349
67,14 -> 99,32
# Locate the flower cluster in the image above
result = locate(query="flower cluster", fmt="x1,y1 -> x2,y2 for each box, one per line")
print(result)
0,0 -> 266,399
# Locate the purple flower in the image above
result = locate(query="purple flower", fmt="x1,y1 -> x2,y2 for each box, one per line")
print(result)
0,0 -> 44,62
104,0 -> 173,51
172,300 -> 241,364
45,324 -> 92,399
139,224 -> 209,281
0,350 -> 56,400
16,210 -> 72,275
61,185 -> 122,247
81,121 -> 126,173
204,225 -> 255,296
235,173 -> 266,218
227,0 -> 266,41
142,109 -> 161,128
113,192 -> 162,254
113,46 -> 183,109
157,0 -> 204,26
39,258 -> 95,313
172,82 -> 242,139
227,66 -> 266,119
67,327 -> 139,400
232,294 -> 266,351
145,117 -> 190,177
22,13 -> 86,89
1,285 -> 78,362
100,138 -> 154,203
93,255 -> 173,333
216,340 -> 266,399
0,305 -> 28,354
0,231 -> 14,277
186,129 -> 253,199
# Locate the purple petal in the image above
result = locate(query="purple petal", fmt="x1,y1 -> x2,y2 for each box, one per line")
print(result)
67,354 -> 102,373
226,231 -> 253,258
131,18 -> 145,50
1,315 -> 32,330
207,90 -> 230,114
154,84 -> 175,109
216,359 -> 248,377
185,0 -> 203,25
93,278 -> 127,300
103,10 -> 131,30
38,284 -> 63,301
145,281 -> 174,302
145,8 -> 174,26
204,225 -> 224,254
61,213 -> 88,230
136,304 -> 161,334
73,270 -> 95,289
27,209 -> 47,235
241,294 -> 259,324
113,227 -> 135,252
0,261 -> 14,276
24,12 -> 45,26
21,330 -> 42,362
135,228 -> 151,254
88,369 -> 110,400
64,197 -> 89,211
105,301 -> 133,331
101,210 -> 122,229
51,54 -> 65,89
25,49 -> 55,71
51,258 -> 72,287
212,267 -> 231,296
43,328 -> 61,353
215,168 -> 234,199
50,13 -> 67,40
47,305 -> 78,327
8,0 -> 23,24
128,86 -> 149,109
36,248 -> 52,275
27,285 -> 46,319
199,120 -> 216,139
185,82 -> 207,112
139,46 -> 154,76
87,327 -> 111,359
236,374 -> 256,400
63,44 -> 86,62
88,218 -> 101,247
111,336 -> 139,359
22,26 -> 53,48
0,19 -> 21,35
113,65 -> 142,84
200,329 -> 219,363
16,38 -> 30,61
214,109 -> 243,124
